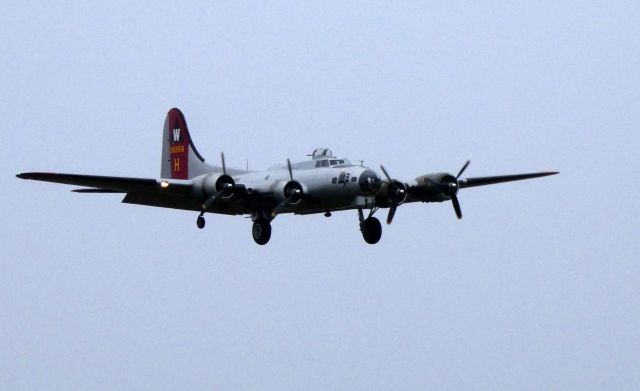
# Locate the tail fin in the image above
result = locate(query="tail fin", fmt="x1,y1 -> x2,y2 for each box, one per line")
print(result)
161,108 -> 212,179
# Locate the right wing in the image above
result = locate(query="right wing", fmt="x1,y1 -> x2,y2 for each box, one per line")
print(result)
16,171 -> 268,214
16,172 -> 193,194
16,172 -> 201,211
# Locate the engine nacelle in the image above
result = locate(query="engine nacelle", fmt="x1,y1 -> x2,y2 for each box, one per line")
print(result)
382,180 -> 408,204
412,172 -> 458,202
192,173 -> 236,201
273,180 -> 305,205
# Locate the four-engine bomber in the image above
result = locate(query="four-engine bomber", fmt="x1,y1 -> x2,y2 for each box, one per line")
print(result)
17,108 -> 558,245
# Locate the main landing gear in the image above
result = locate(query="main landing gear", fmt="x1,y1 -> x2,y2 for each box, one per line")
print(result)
252,217 -> 272,245
196,211 -> 206,229
196,211 -> 273,245
358,208 -> 382,244
197,208 -> 382,245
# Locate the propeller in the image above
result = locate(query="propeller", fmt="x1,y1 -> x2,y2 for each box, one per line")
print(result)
287,157 -> 294,182
456,160 -> 470,179
446,160 -> 470,219
201,152 -> 235,210
380,165 -> 407,224
272,159 -> 304,217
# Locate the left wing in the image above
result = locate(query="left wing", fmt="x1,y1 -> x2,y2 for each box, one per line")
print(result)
459,171 -> 558,188
408,163 -> 558,220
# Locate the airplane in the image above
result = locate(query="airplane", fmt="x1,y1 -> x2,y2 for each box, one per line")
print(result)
17,108 -> 558,245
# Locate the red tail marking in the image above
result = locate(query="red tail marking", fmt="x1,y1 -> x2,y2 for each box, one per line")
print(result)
168,109 -> 189,179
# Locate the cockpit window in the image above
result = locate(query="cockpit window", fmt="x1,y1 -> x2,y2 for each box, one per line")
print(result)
319,158 -> 351,167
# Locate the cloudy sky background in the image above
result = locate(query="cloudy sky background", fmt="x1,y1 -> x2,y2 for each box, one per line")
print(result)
2,2 -> 639,390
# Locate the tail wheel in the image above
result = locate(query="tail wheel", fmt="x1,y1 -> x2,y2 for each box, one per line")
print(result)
252,218 -> 272,245
360,217 -> 382,244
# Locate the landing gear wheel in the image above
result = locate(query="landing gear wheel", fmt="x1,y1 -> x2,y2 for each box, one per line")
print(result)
197,215 -> 205,229
360,217 -> 382,244
252,218 -> 272,245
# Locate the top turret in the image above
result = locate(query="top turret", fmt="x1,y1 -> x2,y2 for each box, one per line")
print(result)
310,148 -> 334,160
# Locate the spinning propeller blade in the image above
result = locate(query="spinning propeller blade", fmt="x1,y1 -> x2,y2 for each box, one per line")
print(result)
449,160 -> 470,219
379,164 -> 407,225
287,158 -> 293,181
380,165 -> 392,182
387,205 -> 398,224
456,160 -> 470,179
451,194 -> 462,219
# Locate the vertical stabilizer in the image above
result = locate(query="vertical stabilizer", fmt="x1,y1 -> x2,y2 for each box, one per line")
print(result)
161,108 -> 212,179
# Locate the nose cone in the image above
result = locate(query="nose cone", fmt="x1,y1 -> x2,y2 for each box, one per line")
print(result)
359,169 -> 381,193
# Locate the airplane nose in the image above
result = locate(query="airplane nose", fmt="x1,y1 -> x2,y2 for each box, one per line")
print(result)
358,169 -> 381,193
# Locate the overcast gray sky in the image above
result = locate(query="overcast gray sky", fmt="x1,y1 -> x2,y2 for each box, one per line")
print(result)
2,1 -> 639,390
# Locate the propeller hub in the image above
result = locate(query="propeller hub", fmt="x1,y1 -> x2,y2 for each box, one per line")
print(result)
378,164 -> 410,224
441,175 -> 459,198
284,181 -> 304,204
215,174 -> 235,198
387,181 -> 408,204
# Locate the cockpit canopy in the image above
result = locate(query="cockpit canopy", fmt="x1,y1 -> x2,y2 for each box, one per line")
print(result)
267,148 -> 353,171
309,148 -> 351,167
314,158 -> 350,167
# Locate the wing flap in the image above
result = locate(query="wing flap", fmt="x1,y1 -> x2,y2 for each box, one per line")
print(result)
72,188 -> 126,193
122,192 -> 201,211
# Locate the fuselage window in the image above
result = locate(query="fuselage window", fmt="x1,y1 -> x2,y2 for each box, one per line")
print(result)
351,176 -> 357,182
330,160 -> 338,166
315,161 -> 321,168
331,177 -> 337,184
321,160 -> 329,167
